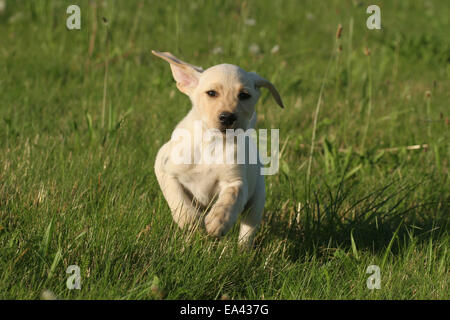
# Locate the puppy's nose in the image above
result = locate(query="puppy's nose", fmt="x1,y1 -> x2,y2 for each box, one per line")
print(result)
219,112 -> 237,126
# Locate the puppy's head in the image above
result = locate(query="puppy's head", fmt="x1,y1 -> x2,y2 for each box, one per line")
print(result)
152,50 -> 284,132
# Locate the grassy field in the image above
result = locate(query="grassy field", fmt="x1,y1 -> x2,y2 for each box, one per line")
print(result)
0,0 -> 448,299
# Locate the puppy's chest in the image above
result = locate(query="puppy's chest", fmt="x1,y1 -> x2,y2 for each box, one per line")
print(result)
176,165 -> 229,207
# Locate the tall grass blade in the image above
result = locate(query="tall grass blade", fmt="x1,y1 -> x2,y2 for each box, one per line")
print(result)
381,222 -> 403,269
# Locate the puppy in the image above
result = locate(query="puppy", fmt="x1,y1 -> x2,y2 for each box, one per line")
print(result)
152,50 -> 284,247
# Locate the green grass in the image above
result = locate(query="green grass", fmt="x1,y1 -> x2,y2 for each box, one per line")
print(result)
0,0 -> 448,299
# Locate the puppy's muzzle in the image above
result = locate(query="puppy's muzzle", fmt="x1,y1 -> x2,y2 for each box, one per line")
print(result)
219,112 -> 237,128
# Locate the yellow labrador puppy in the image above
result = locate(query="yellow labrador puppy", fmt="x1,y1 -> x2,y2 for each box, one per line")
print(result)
152,50 -> 284,247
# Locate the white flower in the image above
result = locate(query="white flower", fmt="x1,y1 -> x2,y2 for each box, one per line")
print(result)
249,43 -> 260,55
244,18 -> 256,26
212,47 -> 223,55
270,45 -> 280,54
8,12 -> 24,24
0,0 -> 6,14
306,12 -> 315,20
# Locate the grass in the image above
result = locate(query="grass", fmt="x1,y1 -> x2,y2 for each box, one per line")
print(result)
0,0 -> 448,299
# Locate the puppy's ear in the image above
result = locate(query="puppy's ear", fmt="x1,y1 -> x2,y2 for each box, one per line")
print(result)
250,72 -> 285,109
152,50 -> 203,95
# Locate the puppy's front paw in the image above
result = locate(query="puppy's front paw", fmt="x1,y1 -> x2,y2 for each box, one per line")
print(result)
204,210 -> 232,238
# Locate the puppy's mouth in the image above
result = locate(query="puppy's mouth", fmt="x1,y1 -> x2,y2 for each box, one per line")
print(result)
219,124 -> 237,133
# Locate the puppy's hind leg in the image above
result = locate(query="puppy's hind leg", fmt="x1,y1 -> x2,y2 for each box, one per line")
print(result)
238,178 -> 265,248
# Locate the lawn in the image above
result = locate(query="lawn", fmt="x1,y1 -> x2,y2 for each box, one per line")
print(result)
0,0 -> 448,299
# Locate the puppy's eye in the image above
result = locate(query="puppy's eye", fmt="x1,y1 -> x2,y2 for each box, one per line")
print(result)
206,90 -> 218,97
238,91 -> 251,100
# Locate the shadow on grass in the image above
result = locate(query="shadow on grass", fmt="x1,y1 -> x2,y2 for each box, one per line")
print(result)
261,175 -> 449,262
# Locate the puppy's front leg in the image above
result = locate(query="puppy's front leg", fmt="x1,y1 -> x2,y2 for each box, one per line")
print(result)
155,147 -> 202,229
157,174 -> 204,229
205,181 -> 247,238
